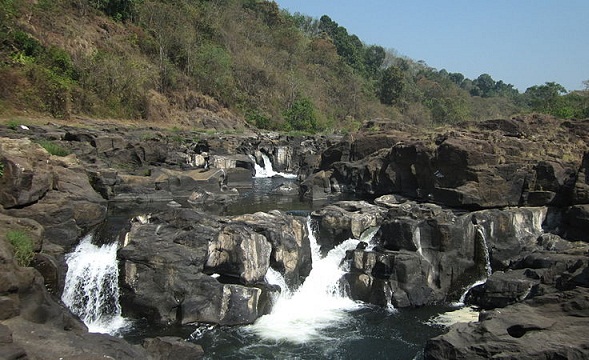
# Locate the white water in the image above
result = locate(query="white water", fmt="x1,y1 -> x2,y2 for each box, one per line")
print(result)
248,219 -> 364,343
251,153 -> 297,179
62,234 -> 128,334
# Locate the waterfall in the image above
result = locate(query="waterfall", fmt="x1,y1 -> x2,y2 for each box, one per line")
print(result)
248,218 -> 364,343
453,225 -> 492,306
62,233 -> 128,334
251,153 -> 297,179
476,225 -> 492,278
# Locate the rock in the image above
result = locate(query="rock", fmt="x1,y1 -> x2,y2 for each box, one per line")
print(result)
563,204 -> 589,241
270,182 -> 299,195
143,336 -> 204,360
0,324 -> 26,360
232,211 -> 311,287
0,138 -> 107,248
424,288 -> 589,360
310,117 -> 588,209
466,270 -> 541,309
0,137 -> 55,209
311,201 -> 388,252
205,224 -> 272,284
119,208 -> 307,325
4,316 -> 150,360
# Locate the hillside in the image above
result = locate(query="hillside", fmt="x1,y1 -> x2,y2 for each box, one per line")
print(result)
0,0 -> 587,131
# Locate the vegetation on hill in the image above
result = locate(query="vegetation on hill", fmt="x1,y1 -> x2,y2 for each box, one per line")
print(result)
0,0 -> 588,132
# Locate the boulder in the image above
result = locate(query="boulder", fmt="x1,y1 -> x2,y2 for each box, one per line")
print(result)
0,137 -> 55,208
466,270 -> 541,309
119,208 -> 308,325
232,211 -> 311,287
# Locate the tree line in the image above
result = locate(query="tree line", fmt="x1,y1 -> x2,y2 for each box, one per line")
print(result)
0,0 -> 587,132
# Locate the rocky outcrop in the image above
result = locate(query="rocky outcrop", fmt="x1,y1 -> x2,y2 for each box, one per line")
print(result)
312,198 -> 554,308
118,208 -> 311,326
0,137 -> 107,249
424,288 -> 589,360
303,116 -> 588,210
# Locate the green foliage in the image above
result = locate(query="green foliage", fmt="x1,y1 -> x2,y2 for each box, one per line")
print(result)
37,140 -> 70,156
379,66 -> 404,105
0,0 -> 580,130
6,119 -> 19,130
246,109 -> 272,129
0,161 -> 4,177
6,230 -> 34,267
89,0 -> 141,21
283,98 -> 318,132
525,82 -> 568,115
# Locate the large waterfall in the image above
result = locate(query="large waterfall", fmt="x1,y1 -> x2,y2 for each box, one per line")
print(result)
248,219 -> 364,343
62,233 -> 128,334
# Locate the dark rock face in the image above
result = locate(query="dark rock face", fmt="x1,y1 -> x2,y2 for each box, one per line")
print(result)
304,117 -> 588,210
424,288 -> 589,360
118,209 -> 310,326
315,199 -> 550,308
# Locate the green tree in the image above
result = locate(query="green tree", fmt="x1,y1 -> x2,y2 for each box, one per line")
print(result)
525,82 -> 567,114
283,97 -> 318,131
378,65 -> 404,105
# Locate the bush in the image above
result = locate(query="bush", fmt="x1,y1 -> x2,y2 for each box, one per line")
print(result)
6,230 -> 34,266
37,140 -> 70,156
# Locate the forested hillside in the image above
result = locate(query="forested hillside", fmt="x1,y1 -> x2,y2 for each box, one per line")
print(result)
1,0 -> 587,131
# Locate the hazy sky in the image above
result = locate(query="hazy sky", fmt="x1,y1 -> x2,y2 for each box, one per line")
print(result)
274,0 -> 589,92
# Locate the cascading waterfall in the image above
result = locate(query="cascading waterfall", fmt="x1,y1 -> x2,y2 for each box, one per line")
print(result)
62,233 -> 128,334
250,153 -> 297,179
248,218 -> 364,343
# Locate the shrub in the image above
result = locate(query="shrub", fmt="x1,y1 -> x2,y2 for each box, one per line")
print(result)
6,230 -> 34,266
37,140 -> 70,156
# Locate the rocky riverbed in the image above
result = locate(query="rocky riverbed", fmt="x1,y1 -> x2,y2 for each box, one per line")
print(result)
0,115 -> 588,359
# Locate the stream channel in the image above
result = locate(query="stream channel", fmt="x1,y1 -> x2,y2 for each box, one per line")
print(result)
62,168 -> 478,359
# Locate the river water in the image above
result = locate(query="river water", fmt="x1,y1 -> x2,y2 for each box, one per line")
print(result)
62,172 -> 472,359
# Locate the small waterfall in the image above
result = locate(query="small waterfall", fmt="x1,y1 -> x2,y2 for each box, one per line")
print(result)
62,233 -> 127,334
249,218 -> 364,343
453,225 -> 492,306
476,225 -> 492,278
251,153 -> 297,179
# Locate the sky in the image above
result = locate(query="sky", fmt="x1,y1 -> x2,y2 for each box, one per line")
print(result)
274,0 -> 589,92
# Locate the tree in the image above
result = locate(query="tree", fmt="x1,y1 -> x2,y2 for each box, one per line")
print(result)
525,82 -> 567,114
364,45 -> 385,77
471,73 -> 496,97
283,97 -> 318,131
378,65 -> 404,105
